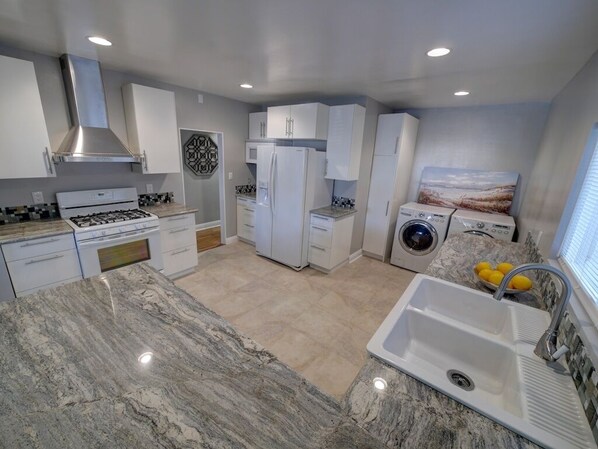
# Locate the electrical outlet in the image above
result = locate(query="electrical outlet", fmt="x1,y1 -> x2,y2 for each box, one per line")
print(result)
197,94 -> 204,104
228,172 -> 233,180
146,183 -> 154,194
32,191 -> 44,204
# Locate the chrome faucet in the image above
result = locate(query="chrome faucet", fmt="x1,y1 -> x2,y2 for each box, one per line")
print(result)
493,263 -> 572,362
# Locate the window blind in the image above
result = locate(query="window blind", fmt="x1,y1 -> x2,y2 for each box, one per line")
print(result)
561,141 -> 598,303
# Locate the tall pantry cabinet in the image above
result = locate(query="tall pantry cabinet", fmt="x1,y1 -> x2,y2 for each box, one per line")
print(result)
362,113 -> 419,262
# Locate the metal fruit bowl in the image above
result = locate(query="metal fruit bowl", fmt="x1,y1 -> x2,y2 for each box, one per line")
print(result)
473,269 -> 526,295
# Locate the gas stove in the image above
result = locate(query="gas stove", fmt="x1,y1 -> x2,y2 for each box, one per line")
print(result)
70,209 -> 153,228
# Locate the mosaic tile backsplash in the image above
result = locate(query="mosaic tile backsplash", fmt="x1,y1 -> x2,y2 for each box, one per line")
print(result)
0,203 -> 60,225
235,184 -> 256,195
138,192 -> 174,207
331,196 -> 356,209
524,233 -> 598,443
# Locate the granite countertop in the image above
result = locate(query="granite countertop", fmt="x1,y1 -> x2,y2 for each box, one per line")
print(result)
425,233 -> 544,309
311,206 -> 357,219
0,219 -> 73,245
141,202 -> 198,219
0,263 -> 387,448
236,192 -> 256,200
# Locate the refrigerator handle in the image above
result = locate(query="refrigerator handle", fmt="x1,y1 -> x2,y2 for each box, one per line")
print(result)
268,151 -> 275,210
271,152 -> 278,214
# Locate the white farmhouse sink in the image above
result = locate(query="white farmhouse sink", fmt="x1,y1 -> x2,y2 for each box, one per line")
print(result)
367,275 -> 596,449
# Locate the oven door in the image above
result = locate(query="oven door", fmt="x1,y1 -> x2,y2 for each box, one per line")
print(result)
77,227 -> 163,278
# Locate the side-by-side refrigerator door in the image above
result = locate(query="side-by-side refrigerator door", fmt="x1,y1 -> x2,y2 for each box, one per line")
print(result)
255,143 -> 275,257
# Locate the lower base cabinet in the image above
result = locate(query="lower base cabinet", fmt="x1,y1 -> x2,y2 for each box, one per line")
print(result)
237,196 -> 256,244
308,213 -> 354,273
159,213 -> 198,278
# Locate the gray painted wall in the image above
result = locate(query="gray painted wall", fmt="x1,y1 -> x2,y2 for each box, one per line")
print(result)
0,44 -> 259,238
400,103 -> 550,218
518,50 -> 598,257
180,130 -> 221,226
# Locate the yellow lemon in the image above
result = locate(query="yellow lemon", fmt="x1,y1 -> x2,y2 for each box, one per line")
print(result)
478,268 -> 493,281
475,261 -> 493,274
496,262 -> 514,275
512,275 -> 532,291
508,279 -> 515,289
488,271 -> 505,286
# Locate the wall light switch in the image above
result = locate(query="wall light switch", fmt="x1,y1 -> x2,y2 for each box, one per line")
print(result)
32,191 -> 44,204
146,184 -> 154,194
228,172 -> 233,180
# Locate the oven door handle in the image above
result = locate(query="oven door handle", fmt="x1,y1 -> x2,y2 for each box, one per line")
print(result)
77,227 -> 159,247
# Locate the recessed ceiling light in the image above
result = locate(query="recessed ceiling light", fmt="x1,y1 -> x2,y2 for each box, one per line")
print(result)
373,377 -> 387,390
454,91 -> 470,96
427,47 -> 451,57
240,83 -> 253,89
137,352 -> 153,364
87,36 -> 112,46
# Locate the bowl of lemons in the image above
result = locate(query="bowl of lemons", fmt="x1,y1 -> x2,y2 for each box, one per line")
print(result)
473,261 -> 533,294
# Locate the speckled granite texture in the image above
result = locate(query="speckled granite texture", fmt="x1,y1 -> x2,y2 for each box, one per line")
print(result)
311,206 -> 358,219
0,219 -> 73,244
141,202 -> 198,218
0,263 -> 384,448
425,233 -> 544,309
343,357 -> 539,449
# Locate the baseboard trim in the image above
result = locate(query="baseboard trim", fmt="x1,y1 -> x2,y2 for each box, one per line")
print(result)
196,220 -> 221,231
225,236 -> 239,245
349,249 -> 363,263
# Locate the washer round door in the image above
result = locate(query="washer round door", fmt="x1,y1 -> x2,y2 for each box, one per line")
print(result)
464,230 -> 494,238
399,220 -> 438,255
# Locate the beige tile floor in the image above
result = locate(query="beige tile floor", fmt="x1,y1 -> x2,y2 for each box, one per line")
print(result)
175,241 -> 415,399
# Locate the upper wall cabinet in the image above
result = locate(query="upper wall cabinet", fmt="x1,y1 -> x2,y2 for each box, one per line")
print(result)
122,83 -> 180,174
267,103 -> 329,139
0,55 -> 55,179
249,112 -> 268,139
325,104 -> 365,181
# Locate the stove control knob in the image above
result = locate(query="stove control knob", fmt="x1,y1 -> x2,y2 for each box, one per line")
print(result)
476,222 -> 485,229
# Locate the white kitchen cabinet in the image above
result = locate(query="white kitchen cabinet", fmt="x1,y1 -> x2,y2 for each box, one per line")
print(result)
308,213 -> 354,273
159,214 -> 198,278
2,233 -> 82,297
237,196 -> 256,244
0,55 -> 55,179
122,83 -> 180,174
325,104 -> 365,181
249,112 -> 268,139
266,103 -> 329,139
363,113 -> 419,262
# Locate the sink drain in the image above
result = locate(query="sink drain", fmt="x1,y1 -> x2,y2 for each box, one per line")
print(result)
447,369 -> 475,391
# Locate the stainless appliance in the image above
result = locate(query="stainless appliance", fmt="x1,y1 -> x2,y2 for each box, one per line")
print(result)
53,54 -> 139,163
57,188 -> 162,278
256,145 -> 332,270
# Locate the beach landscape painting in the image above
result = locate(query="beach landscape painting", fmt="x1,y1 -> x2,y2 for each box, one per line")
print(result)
417,167 -> 519,215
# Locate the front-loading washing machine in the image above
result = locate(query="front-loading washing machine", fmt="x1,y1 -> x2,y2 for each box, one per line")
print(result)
390,202 -> 455,273
447,209 -> 516,241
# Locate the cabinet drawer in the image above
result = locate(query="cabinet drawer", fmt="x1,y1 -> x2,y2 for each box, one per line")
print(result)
16,276 -> 82,298
8,249 -> 82,293
159,213 -> 195,231
308,243 -> 331,268
3,233 -> 76,262
310,214 -> 334,229
309,224 -> 333,248
238,222 -> 256,242
162,245 -> 198,277
160,226 -> 196,252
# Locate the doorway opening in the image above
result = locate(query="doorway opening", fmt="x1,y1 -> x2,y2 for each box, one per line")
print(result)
179,129 -> 226,252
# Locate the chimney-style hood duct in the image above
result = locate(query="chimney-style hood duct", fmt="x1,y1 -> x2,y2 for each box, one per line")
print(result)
53,54 -> 140,163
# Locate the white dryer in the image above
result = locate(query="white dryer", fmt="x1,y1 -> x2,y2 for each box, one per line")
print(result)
447,209 -> 516,242
390,202 -> 455,273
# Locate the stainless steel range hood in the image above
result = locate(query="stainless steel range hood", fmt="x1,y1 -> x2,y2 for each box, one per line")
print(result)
53,54 -> 140,163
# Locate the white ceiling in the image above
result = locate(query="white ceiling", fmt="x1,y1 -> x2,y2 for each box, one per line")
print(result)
0,0 -> 597,108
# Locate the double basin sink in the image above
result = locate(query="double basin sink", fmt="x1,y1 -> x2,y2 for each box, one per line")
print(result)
367,275 -> 595,449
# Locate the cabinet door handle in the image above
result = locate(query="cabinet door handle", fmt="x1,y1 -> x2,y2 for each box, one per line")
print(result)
310,244 -> 326,251
43,147 -> 54,175
394,136 -> 399,154
143,150 -> 149,171
290,118 -> 294,137
312,226 -> 328,232
168,216 -> 188,221
243,208 -> 255,212
20,238 -> 60,248
285,118 -> 289,136
169,228 -> 189,234
325,158 -> 328,176
171,248 -> 190,255
385,201 -> 390,216
244,224 -> 255,228
25,254 -> 64,265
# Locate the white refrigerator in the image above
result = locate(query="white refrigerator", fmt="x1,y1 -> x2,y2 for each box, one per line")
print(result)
256,145 -> 332,270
